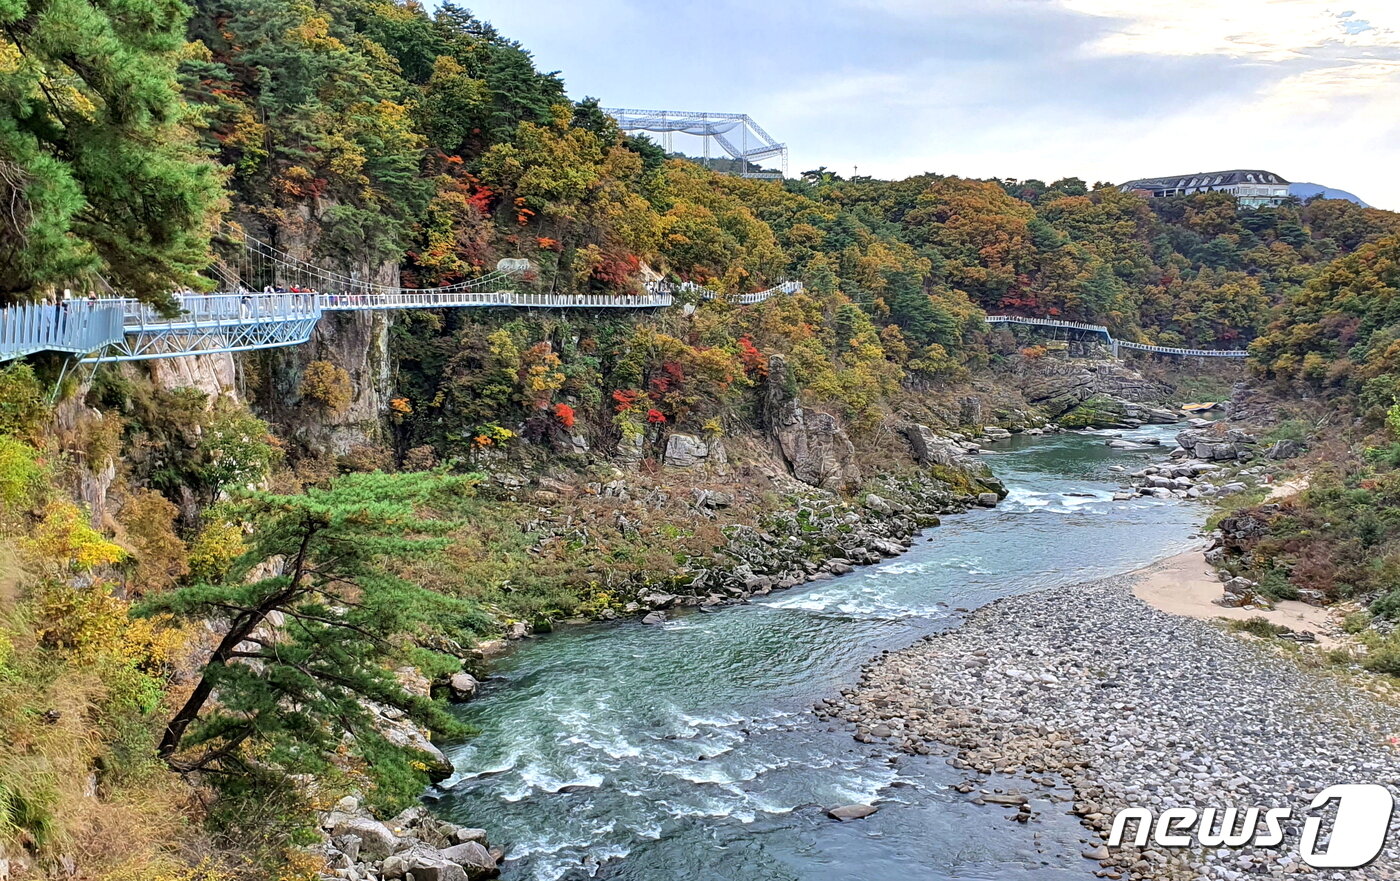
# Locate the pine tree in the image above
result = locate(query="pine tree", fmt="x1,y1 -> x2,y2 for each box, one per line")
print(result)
138,471 -> 485,806
0,0 -> 220,302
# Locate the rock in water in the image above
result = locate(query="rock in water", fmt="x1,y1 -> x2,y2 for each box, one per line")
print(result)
827,804 -> 879,821
447,672 -> 478,702
642,611 -> 667,625
440,841 -> 498,877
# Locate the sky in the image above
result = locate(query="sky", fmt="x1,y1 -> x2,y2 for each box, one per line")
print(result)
464,0 -> 1400,209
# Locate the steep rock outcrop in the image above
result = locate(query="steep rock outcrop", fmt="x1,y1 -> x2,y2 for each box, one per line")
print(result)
662,433 -> 727,468
903,423 -> 965,469
1018,360 -> 1177,428
236,212 -> 397,456
770,402 -> 861,491
902,423 -> 1007,498
148,352 -> 239,401
1022,360 -> 1171,412
257,311 -> 393,456
762,356 -> 860,490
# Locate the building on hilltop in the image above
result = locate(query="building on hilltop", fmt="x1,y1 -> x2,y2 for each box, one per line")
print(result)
1118,170 -> 1291,208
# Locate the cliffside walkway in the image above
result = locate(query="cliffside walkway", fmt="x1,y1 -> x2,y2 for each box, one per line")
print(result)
1,246 -> 1246,365
984,315 -> 1248,359
0,225 -> 804,363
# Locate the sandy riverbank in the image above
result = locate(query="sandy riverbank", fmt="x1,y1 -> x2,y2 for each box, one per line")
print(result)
1131,549 -> 1342,647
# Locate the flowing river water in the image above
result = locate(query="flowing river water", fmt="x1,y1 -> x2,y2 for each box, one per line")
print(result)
434,427 -> 1206,880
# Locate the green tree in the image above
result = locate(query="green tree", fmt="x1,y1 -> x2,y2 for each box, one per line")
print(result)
140,472 -> 482,806
0,0 -> 220,302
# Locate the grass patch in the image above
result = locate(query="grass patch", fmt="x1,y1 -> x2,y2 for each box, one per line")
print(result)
1204,485 -> 1270,531
1226,616 -> 1292,638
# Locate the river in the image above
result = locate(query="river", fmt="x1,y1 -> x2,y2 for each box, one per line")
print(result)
434,427 -> 1205,880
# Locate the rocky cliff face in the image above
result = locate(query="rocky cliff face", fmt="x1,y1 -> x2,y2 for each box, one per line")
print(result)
762,355 -> 862,491
769,401 -> 862,491
148,353 -> 239,402
1019,359 -> 1178,428
237,211 -> 398,457
1021,359 -> 1170,409
255,311 -> 393,456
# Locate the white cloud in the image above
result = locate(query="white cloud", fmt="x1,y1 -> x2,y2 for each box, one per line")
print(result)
1059,0 -> 1400,60
469,0 -> 1400,208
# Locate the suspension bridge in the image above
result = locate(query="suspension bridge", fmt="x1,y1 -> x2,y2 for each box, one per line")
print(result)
984,315 -> 1249,358
0,226 -> 804,364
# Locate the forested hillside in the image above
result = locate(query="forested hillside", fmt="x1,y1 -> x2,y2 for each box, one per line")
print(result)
5,0 -> 1400,877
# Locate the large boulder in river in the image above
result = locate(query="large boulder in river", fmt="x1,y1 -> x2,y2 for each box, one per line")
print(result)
827,804 -> 879,821
1057,394 -> 1131,429
447,672 -> 479,702
903,423 -> 1007,498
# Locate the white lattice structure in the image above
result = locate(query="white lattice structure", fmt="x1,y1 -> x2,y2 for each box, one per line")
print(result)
602,108 -> 788,178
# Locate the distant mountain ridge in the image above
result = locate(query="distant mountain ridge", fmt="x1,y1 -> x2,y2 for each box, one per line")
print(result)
1290,182 -> 1368,206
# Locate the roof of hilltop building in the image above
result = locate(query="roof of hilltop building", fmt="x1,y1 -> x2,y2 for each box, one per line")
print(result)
1120,170 -> 1290,190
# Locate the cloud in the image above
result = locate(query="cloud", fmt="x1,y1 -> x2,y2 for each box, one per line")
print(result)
466,0 -> 1400,208
1059,0 -> 1400,60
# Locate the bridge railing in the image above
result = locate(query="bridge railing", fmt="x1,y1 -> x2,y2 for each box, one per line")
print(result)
646,281 -> 707,295
984,315 -> 1247,358
0,300 -> 126,360
117,293 -> 321,328
985,315 -> 1110,334
1116,340 -> 1248,358
732,280 -> 804,305
321,291 -> 673,310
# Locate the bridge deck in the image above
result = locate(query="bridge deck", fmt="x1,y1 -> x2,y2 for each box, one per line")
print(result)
2,291 -> 1244,364
984,315 -> 1247,358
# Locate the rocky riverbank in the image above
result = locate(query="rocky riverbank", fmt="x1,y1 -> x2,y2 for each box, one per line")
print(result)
316,797 -> 503,880
471,421 -> 1015,641
827,564 -> 1400,880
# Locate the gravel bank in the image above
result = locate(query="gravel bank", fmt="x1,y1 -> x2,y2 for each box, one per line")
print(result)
828,566 -> 1400,880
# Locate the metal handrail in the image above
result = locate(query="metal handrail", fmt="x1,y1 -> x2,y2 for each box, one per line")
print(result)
985,315 -> 1110,334
0,301 -> 126,360
984,315 -> 1247,358
1117,340 -> 1248,358
2,293 -> 1248,364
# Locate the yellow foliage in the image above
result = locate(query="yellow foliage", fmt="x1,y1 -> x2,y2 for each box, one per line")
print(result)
99,858 -> 235,881
0,435 -> 45,522
33,583 -> 184,670
187,519 -> 245,583
23,501 -> 125,573
117,491 -> 189,594
299,361 -> 353,414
